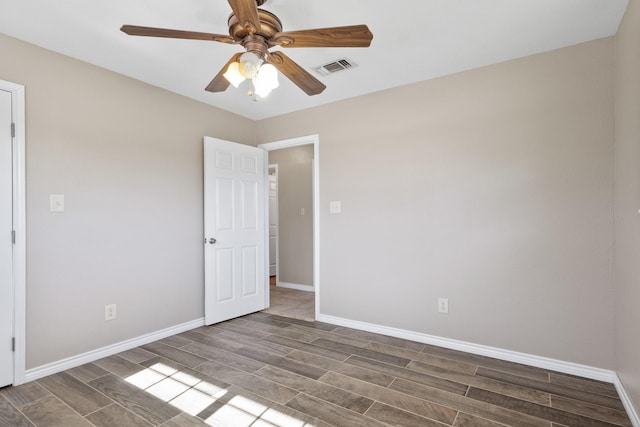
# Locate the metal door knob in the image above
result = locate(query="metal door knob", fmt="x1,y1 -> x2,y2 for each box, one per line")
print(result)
209,238 -> 217,244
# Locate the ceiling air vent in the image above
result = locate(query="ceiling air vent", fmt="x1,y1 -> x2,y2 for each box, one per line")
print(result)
314,58 -> 357,76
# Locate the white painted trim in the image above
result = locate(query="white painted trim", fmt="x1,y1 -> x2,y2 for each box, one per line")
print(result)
276,282 -> 314,292
317,313 -> 617,383
259,135 -> 320,320
25,318 -> 205,383
268,164 -> 279,280
614,374 -> 640,427
1,80 -> 26,386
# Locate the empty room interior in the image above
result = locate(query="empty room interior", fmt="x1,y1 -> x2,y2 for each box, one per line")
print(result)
0,0 -> 639,426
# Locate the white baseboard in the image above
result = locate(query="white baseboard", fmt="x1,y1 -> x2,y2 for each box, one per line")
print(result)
316,313 -> 616,383
276,282 -> 314,292
25,317 -> 205,383
615,374 -> 640,427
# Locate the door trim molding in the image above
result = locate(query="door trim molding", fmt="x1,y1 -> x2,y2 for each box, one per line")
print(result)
0,79 -> 26,385
267,164 -> 279,281
259,134 -> 319,319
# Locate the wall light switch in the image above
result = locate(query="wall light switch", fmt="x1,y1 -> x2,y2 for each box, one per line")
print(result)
301,208 -> 305,216
50,194 -> 65,212
329,201 -> 341,214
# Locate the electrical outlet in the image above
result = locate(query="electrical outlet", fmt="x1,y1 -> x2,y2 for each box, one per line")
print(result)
105,304 -> 117,321
438,298 -> 449,314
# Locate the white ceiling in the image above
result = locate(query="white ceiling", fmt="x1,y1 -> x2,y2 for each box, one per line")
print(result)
0,0 -> 628,120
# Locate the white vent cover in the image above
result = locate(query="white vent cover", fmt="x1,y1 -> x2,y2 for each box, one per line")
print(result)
314,58 -> 357,76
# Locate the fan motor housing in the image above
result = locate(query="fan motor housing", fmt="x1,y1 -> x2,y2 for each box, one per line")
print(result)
228,9 -> 282,41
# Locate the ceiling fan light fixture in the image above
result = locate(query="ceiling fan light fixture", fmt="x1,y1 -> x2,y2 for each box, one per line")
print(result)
254,63 -> 279,97
223,62 -> 246,88
238,52 -> 261,79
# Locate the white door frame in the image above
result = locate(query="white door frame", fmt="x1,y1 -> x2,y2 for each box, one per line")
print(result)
0,79 -> 26,385
267,164 -> 279,280
259,134 -> 319,319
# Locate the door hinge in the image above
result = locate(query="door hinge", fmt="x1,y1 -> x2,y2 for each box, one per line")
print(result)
12,338 -> 15,352
12,230 -> 15,244
11,122 -> 15,138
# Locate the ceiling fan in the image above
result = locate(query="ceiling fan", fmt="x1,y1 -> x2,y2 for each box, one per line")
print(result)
121,0 -> 373,97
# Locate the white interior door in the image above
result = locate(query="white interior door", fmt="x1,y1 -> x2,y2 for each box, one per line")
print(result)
0,89 -> 14,387
204,137 -> 266,325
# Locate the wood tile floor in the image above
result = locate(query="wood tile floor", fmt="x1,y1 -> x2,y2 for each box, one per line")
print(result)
263,283 -> 315,321
0,312 -> 632,427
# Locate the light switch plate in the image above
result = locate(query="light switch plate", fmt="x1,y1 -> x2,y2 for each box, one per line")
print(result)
50,194 -> 65,212
329,201 -> 341,214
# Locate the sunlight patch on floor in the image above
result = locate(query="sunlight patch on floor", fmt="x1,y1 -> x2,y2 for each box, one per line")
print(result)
125,362 -> 313,426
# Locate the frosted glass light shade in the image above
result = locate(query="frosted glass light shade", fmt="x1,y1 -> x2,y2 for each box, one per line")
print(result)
223,62 -> 245,88
239,52 -> 260,78
254,63 -> 279,97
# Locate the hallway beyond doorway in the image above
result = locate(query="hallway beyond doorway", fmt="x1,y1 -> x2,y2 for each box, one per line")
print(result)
264,278 -> 314,321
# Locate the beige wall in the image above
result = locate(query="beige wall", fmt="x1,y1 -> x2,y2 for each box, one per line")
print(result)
268,146 -> 314,287
258,38 -> 616,368
614,0 -> 640,411
0,34 -> 255,368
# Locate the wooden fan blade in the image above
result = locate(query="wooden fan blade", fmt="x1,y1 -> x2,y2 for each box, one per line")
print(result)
271,25 -> 373,48
205,53 -> 243,93
267,51 -> 326,96
121,25 -> 236,44
227,0 -> 261,34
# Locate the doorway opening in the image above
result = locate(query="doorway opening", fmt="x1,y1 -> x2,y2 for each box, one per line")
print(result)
259,135 -> 319,321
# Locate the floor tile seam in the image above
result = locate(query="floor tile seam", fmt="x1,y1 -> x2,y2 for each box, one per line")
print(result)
289,391 -> 384,427
476,370 -> 626,409
450,410 -> 460,426
548,383 -> 621,400
390,379 -> 548,427
1,394 -> 41,427
192,352 -> 265,379
187,344 -> 269,375
289,325 -> 371,347
313,339 -> 413,367
232,338 -> 293,357
204,330 -> 298,359
368,344 -> 479,374
36,376 -> 115,417
29,391 -> 104,427
149,336 -> 253,370
548,392 -> 628,414
346,354 -> 469,393
263,334 -> 354,362
362,400 -> 453,426
195,361 -> 299,402
89,400 -> 159,427
370,397 -> 458,426
464,382 -> 552,407
0,385 -> 53,409
549,373 -> 618,390
548,393 -> 632,422
321,371 -> 462,424
546,403 -> 632,427
404,363 -> 555,407
466,386 -> 621,426
302,369 -> 379,414
476,361 -> 552,383
326,328 -> 407,347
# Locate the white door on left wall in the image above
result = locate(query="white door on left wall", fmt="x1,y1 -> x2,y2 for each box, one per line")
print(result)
0,89 -> 14,387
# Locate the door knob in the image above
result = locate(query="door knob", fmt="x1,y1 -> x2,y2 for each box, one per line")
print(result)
209,238 -> 217,244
